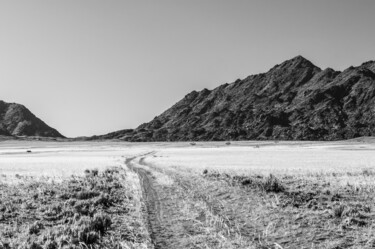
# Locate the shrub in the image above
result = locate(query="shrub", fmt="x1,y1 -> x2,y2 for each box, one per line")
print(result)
74,200 -> 92,216
91,169 -> 99,177
263,174 -> 285,193
92,213 -> 112,234
74,217 -> 100,244
241,178 -> 253,186
76,229 -> 100,245
72,214 -> 111,244
333,205 -> 346,218
84,169 -> 98,177
29,221 -> 44,235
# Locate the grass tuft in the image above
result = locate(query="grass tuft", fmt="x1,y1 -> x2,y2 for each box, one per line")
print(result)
333,204 -> 346,218
28,221 -> 44,235
263,174 -> 285,193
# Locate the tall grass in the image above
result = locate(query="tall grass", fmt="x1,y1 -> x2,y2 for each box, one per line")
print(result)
0,167 -> 150,249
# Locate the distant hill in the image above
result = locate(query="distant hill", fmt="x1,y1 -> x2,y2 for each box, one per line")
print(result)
96,56 -> 375,141
0,100 -> 64,138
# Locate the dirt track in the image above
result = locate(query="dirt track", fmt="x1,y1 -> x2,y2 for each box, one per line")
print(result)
126,155 -> 196,249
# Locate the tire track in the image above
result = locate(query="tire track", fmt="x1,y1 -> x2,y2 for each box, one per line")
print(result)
127,153 -> 254,248
125,154 -> 186,249
137,167 -> 163,248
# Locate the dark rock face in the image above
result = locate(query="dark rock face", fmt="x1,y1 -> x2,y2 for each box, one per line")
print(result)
104,56 -> 375,141
0,100 -> 64,137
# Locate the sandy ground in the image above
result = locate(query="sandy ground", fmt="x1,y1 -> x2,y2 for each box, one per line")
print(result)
146,140 -> 375,175
1,140 -> 375,177
0,141 -> 147,178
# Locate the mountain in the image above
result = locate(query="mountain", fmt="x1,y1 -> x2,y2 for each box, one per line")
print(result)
98,56 -> 375,141
0,100 -> 64,138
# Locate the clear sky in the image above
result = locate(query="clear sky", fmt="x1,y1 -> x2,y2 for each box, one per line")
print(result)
1,1 -> 374,137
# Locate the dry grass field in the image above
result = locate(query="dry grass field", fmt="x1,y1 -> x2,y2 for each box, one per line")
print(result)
1,139 -> 375,248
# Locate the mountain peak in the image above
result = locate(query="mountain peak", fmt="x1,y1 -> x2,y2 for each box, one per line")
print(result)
291,55 -> 309,62
269,56 -> 321,73
0,100 -> 64,138
283,55 -> 319,69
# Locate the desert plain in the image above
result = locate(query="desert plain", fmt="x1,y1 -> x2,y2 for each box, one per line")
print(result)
1,138 -> 375,248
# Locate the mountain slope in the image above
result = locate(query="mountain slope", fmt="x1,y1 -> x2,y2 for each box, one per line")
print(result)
0,100 -> 64,137
101,56 -> 375,141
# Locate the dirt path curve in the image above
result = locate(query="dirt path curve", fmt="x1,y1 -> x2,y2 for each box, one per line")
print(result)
125,153 -> 193,249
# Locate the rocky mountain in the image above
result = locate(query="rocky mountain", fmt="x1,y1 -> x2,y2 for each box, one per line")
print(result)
0,100 -> 64,138
99,56 -> 375,141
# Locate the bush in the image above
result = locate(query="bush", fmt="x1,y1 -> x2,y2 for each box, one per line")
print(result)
91,169 -> 99,176
92,213 -> 112,234
74,200 -> 92,216
263,174 -> 285,193
72,214 -> 111,244
29,221 -> 44,235
84,169 -> 98,177
241,178 -> 253,186
74,217 -> 100,244
333,205 -> 346,218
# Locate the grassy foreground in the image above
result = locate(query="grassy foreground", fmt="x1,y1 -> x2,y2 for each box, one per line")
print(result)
0,167 -> 150,249
139,153 -> 375,249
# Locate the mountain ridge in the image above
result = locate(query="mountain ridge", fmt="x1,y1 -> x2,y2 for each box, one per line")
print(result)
93,56 -> 375,141
0,100 -> 64,138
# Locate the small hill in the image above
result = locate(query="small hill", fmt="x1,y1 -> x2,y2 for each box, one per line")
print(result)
97,56 -> 375,141
0,100 -> 64,138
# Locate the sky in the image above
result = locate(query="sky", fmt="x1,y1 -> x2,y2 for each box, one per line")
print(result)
0,0 -> 374,137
